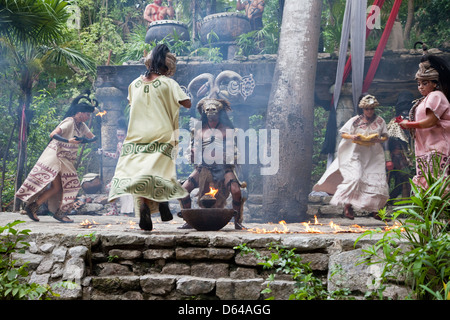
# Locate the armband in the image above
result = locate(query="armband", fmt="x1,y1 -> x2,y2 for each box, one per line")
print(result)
52,134 -> 69,143
74,136 -> 98,144
402,121 -> 422,129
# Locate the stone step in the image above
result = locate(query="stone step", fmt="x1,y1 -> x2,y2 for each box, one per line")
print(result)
86,274 -> 295,300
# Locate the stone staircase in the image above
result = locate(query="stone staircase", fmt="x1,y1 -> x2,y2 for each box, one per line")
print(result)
85,233 -> 297,300
9,216 -> 410,300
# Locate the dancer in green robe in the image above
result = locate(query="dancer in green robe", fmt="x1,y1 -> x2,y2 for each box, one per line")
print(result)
108,44 -> 191,230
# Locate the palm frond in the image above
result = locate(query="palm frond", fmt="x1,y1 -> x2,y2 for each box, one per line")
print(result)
0,0 -> 70,45
40,43 -> 97,74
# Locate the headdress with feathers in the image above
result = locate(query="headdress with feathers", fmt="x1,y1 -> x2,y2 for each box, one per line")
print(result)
414,42 -> 450,100
64,90 -> 98,118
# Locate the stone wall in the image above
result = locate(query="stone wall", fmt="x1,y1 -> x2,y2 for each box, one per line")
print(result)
12,230 -> 410,300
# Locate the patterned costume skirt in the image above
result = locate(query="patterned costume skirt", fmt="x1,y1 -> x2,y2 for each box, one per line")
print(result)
413,152 -> 450,189
15,141 -> 81,213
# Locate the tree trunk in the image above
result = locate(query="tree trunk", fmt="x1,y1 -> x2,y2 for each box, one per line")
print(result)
14,69 -> 33,211
0,119 -> 17,211
262,0 -> 323,222
403,0 -> 414,44
14,105 -> 28,211
191,0 -> 197,41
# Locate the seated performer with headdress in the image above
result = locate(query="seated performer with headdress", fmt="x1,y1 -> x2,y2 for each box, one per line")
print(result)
236,0 -> 265,31
179,98 -> 246,230
16,92 -> 98,223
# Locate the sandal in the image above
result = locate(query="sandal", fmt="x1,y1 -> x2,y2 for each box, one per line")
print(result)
53,210 -> 74,223
234,210 -> 246,230
25,202 -> 40,222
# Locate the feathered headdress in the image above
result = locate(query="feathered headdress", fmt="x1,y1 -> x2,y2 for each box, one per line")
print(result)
65,90 -> 98,117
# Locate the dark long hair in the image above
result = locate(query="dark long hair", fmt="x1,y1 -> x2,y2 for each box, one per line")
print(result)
145,44 -> 170,77
421,54 -> 450,100
64,90 -> 98,118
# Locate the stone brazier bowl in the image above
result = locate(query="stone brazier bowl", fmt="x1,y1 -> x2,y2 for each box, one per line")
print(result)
181,208 -> 235,231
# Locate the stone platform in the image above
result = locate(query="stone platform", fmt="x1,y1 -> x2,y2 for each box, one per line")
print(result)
0,211 -> 409,300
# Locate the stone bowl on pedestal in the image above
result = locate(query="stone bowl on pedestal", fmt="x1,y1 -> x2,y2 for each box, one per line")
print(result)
181,208 -> 235,231
199,12 -> 251,44
199,12 -> 251,59
145,20 -> 190,44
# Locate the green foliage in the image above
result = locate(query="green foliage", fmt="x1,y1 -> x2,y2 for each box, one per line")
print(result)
321,0 -> 344,53
413,0 -> 450,48
76,17 -> 126,66
356,156 -> 450,300
235,242 -> 351,300
119,26 -> 223,64
235,20 -> 280,56
0,0 -> 71,45
0,220 -> 79,299
0,220 -> 55,300
311,107 -> 329,187
235,0 -> 280,56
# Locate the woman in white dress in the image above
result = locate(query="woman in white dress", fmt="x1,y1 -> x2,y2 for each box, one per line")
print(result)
313,94 -> 390,219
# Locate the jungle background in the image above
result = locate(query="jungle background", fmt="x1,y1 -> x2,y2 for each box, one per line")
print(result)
1,0 -> 449,211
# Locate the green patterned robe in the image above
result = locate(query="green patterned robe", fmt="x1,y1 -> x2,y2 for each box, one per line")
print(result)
108,76 -> 189,212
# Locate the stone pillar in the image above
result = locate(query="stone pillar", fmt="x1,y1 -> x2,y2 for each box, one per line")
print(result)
95,87 -> 127,188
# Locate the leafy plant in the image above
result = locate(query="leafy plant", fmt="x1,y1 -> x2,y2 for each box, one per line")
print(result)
235,242 -> 351,300
356,155 -> 450,300
413,0 -> 450,48
0,220 -> 80,300
236,30 -> 259,56
236,20 -> 280,56
0,220 -> 55,300
189,30 -> 223,63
